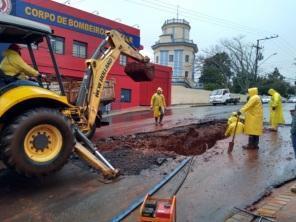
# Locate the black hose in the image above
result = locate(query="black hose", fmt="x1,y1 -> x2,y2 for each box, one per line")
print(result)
173,156 -> 195,196
110,157 -> 192,222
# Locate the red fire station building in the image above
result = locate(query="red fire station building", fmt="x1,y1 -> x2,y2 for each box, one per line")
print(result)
2,0 -> 171,110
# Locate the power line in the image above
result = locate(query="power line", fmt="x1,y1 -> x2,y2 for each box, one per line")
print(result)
142,0 -> 271,35
123,0 -> 269,35
148,0 -> 266,33
159,1 -> 296,56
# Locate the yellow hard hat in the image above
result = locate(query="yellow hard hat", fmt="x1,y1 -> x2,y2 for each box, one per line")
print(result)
157,87 -> 163,92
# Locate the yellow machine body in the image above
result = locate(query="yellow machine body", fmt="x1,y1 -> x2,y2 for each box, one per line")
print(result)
0,86 -> 70,118
0,13 -> 152,178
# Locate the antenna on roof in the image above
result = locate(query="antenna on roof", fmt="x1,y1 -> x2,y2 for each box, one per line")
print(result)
92,10 -> 99,15
64,0 -> 71,5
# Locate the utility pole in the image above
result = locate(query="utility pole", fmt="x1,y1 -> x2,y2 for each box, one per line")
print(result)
254,35 -> 279,77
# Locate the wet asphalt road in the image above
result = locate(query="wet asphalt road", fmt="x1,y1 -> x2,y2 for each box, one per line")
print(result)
106,103 -> 295,126
174,127 -> 296,221
97,103 -> 295,139
125,126 -> 296,222
0,103 -> 295,222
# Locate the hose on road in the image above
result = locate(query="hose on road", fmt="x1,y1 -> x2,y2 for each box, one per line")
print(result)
110,156 -> 193,222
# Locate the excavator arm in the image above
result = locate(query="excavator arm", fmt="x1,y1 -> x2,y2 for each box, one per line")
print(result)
77,30 -> 152,131
72,30 -> 154,179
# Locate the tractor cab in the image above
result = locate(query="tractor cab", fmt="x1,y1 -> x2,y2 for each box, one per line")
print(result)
0,13 -> 65,95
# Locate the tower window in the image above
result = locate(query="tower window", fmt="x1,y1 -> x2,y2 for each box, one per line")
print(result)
185,71 -> 189,78
185,55 -> 190,63
160,50 -> 169,66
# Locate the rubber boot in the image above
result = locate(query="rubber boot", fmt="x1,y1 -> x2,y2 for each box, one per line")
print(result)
155,117 -> 158,126
159,114 -> 164,125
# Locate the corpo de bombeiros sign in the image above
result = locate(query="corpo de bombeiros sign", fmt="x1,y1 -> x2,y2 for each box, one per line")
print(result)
0,0 -> 12,14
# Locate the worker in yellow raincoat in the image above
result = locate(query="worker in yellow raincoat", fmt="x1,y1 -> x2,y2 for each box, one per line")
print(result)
238,87 -> 263,149
227,112 -> 237,125
225,114 -> 244,137
0,44 -> 40,87
268,88 -> 285,131
150,87 -> 166,125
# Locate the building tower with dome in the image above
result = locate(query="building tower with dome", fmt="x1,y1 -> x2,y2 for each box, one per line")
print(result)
152,18 -> 198,87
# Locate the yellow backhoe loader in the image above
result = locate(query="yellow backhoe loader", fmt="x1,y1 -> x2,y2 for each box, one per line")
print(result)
0,14 -> 154,178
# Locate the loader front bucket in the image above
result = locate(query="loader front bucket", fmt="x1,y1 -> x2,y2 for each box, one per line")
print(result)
125,62 -> 155,82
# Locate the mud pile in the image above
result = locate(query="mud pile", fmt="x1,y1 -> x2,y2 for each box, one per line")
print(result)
102,147 -> 175,175
96,121 -> 226,175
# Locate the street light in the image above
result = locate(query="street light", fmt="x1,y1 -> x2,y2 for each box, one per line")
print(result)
259,52 -> 277,66
254,35 -> 279,76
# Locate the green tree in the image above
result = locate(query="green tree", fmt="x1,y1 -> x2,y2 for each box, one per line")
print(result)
257,67 -> 291,97
199,52 -> 232,90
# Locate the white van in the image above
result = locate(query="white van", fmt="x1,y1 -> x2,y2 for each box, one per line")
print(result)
209,89 -> 240,105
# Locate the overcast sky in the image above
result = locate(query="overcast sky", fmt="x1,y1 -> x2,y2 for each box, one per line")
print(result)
54,0 -> 296,81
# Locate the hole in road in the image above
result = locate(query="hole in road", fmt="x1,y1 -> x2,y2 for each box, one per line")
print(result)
95,121 -> 227,175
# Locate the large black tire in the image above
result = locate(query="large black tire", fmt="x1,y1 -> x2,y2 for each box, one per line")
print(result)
0,108 -> 74,177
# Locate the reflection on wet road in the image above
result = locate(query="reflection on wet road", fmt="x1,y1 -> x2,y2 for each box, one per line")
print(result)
105,103 -> 295,125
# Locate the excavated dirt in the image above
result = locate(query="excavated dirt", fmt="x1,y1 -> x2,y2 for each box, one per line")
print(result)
94,121 -> 226,175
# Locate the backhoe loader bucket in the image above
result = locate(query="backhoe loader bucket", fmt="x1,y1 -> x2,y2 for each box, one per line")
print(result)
125,62 -> 155,82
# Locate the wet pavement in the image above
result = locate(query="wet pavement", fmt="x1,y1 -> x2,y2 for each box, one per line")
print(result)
124,125 -> 296,222
98,103 -> 295,139
0,103 -> 295,222
175,126 -> 296,221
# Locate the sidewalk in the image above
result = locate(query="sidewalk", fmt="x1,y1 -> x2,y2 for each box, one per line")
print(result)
226,180 -> 296,222
256,180 -> 296,222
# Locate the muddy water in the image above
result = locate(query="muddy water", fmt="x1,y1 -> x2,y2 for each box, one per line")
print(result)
96,121 -> 226,175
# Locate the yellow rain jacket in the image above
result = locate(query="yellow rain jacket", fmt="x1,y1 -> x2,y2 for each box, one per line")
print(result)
151,93 -> 166,118
240,87 -> 263,136
268,88 -> 285,128
225,116 -> 244,137
227,112 -> 238,125
0,49 -> 38,79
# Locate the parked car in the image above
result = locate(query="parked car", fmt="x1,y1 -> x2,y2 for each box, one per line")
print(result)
261,95 -> 271,104
288,96 -> 296,103
209,88 -> 240,105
